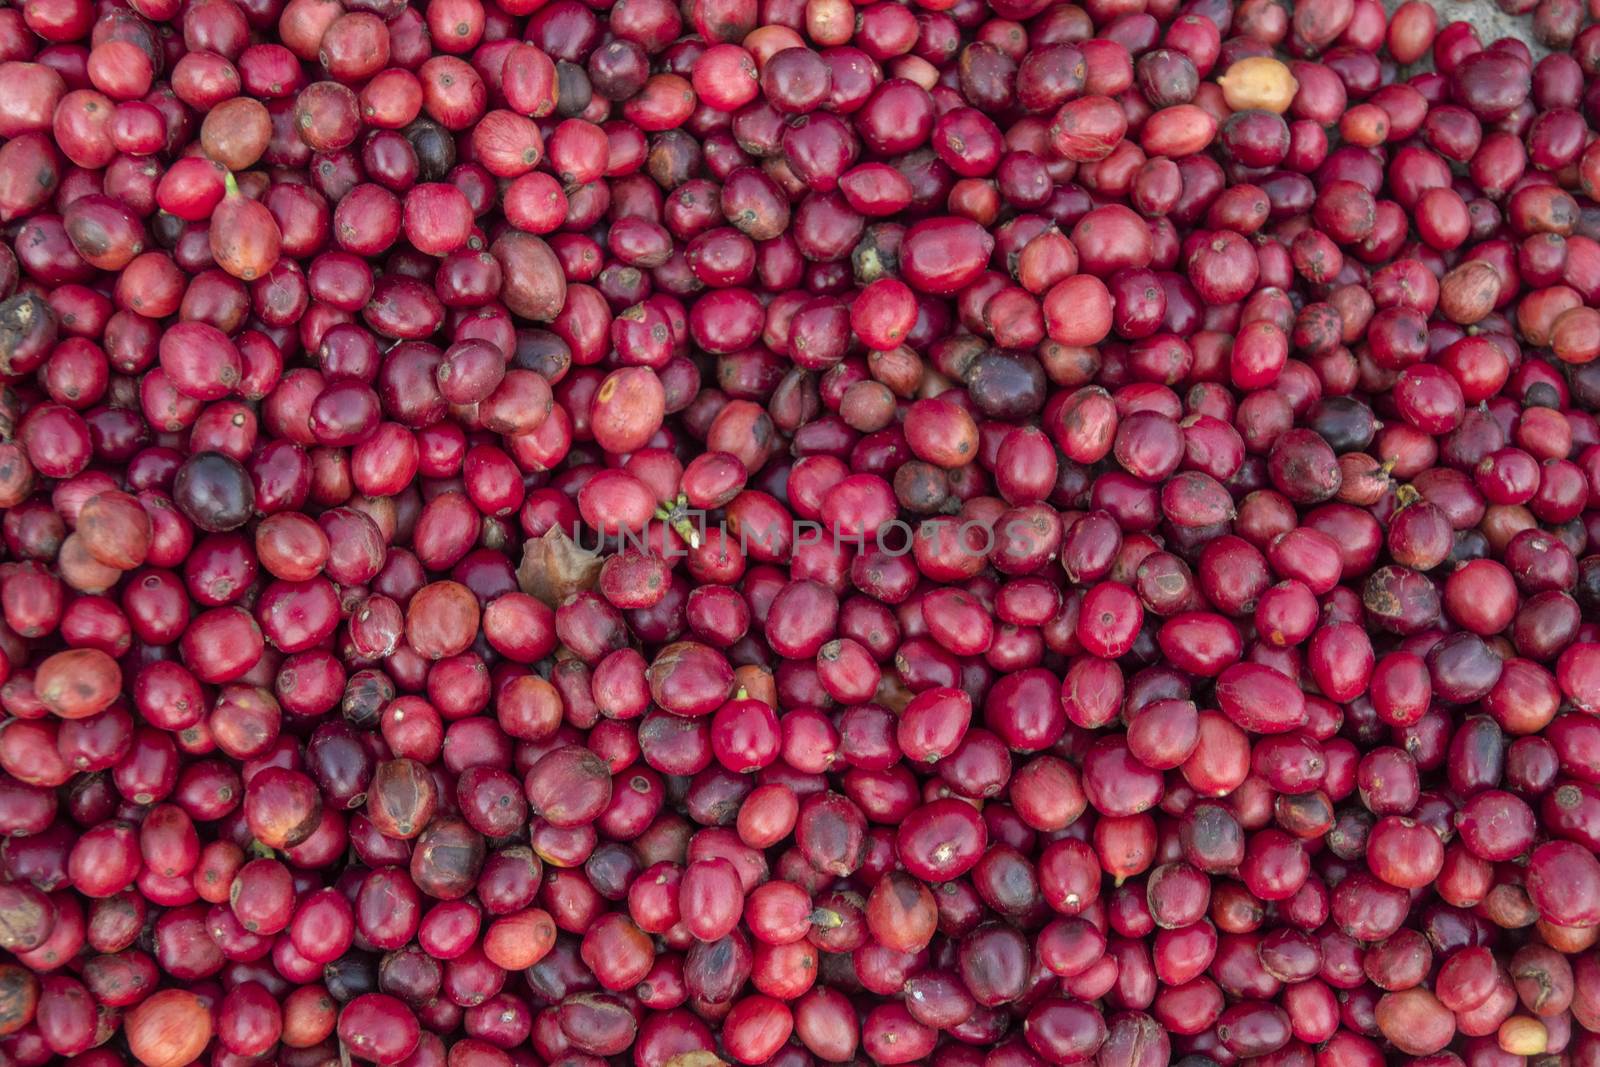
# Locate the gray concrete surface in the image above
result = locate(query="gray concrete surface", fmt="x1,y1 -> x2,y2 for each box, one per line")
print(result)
1384,0 -> 1548,58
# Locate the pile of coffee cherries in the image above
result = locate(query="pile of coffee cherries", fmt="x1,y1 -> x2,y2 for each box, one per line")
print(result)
0,0 -> 1599,1063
